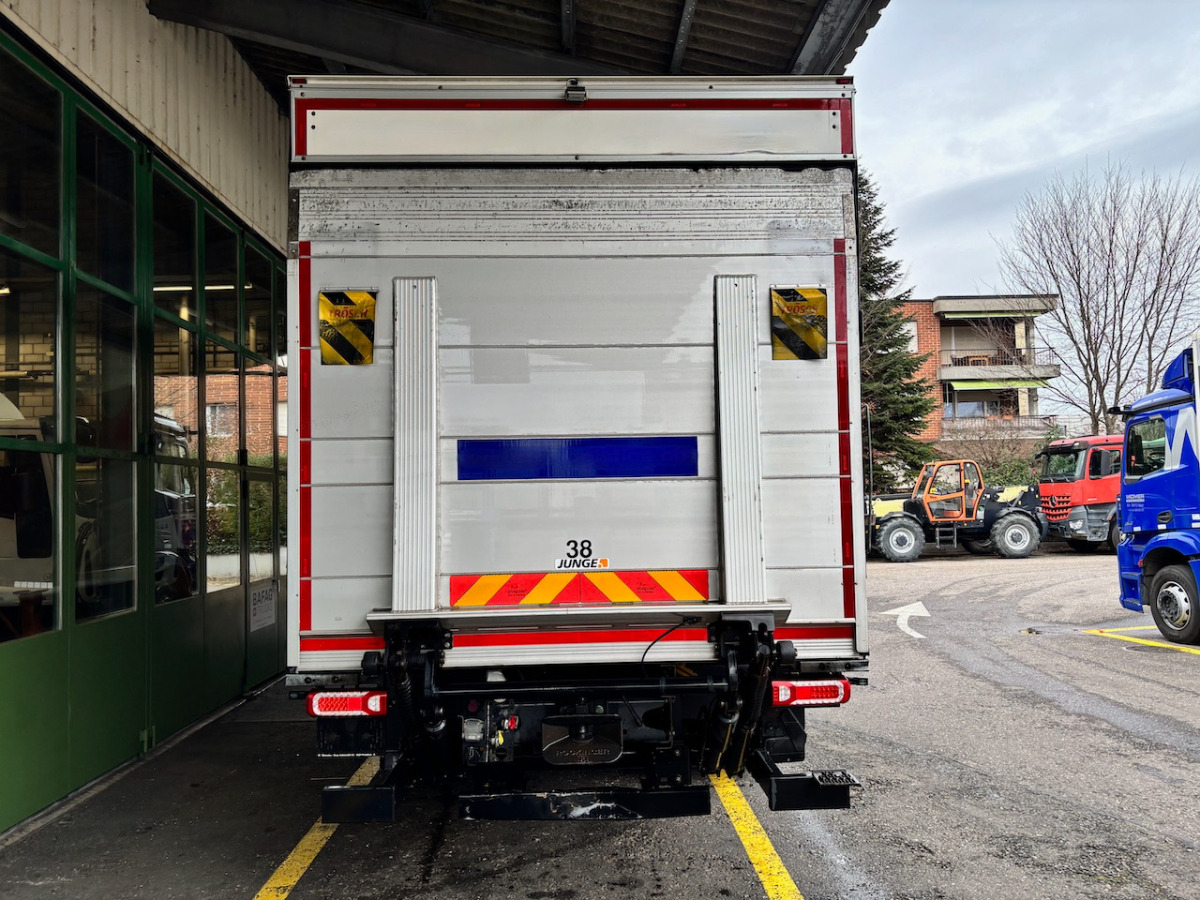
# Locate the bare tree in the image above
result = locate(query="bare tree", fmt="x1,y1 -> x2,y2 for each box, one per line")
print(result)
998,162 -> 1200,433
935,416 -> 1058,485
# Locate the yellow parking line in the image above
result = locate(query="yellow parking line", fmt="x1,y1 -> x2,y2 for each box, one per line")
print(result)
1090,626 -> 1160,633
710,772 -> 805,900
1084,629 -> 1200,655
253,758 -> 379,899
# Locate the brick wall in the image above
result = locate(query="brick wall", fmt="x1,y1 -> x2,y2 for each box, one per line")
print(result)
899,299 -> 943,442
155,368 -> 284,459
3,304 -> 57,422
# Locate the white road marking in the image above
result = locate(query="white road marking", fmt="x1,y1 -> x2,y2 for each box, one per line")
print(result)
881,601 -> 931,639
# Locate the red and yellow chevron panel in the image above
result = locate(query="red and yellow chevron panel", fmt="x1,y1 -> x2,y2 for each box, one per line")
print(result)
450,570 -> 709,607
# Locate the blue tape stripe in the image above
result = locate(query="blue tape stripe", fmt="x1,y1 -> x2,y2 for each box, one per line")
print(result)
457,437 -> 699,481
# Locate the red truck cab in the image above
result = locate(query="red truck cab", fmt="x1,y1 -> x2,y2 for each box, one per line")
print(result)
1035,434 -> 1123,550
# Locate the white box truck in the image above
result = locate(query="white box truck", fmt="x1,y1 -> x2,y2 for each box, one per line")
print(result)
286,76 -> 868,821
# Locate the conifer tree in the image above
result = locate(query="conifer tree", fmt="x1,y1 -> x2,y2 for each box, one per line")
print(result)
858,171 -> 937,493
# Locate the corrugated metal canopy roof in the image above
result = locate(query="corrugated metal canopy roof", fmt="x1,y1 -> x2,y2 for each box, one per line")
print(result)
147,0 -> 891,109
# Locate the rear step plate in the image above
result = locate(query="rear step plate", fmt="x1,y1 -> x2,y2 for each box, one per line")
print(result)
748,749 -> 860,810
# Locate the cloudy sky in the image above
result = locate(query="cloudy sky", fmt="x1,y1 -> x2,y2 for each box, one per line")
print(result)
845,0 -> 1200,299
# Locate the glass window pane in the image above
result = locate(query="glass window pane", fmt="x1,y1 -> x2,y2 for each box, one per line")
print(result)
244,249 -> 272,357
278,453 -> 287,578
76,113 -> 134,292
75,290 -> 135,453
0,51 -> 61,256
248,479 -> 273,582
245,362 -> 274,465
0,444 -> 57,641
204,216 -> 238,343
1127,418 -> 1166,480
75,457 -> 136,622
153,174 -> 196,321
274,266 -> 286,368
154,461 -> 197,603
153,318 -> 199,459
204,341 -> 240,462
205,467 -> 240,592
0,248 -> 57,434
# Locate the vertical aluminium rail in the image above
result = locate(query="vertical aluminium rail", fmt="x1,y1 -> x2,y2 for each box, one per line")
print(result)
715,275 -> 766,606
393,277 -> 439,612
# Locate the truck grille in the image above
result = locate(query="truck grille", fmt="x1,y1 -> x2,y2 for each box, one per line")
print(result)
1041,493 -> 1071,522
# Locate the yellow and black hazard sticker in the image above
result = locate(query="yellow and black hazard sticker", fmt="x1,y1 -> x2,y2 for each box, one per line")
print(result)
318,290 -> 376,365
771,286 -> 828,360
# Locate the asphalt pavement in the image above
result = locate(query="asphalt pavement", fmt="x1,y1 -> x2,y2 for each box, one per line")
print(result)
2,544 -> 1196,900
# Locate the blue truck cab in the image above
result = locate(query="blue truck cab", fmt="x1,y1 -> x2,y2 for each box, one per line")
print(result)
1117,344 -> 1200,644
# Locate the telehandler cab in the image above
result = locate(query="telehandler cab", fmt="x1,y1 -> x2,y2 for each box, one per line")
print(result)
871,459 -> 1045,563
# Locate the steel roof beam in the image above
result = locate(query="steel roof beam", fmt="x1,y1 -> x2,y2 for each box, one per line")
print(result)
669,0 -> 697,74
790,0 -> 887,74
149,0 -> 624,76
561,0 -> 576,54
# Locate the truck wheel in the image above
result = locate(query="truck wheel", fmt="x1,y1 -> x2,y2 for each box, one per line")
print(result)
1149,565 -> 1200,645
990,515 -> 1039,559
1107,520 -> 1121,553
963,539 -> 993,555
877,518 -> 924,562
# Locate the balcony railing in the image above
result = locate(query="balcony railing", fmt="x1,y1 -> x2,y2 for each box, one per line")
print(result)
941,414 -> 1059,435
939,347 -> 1059,368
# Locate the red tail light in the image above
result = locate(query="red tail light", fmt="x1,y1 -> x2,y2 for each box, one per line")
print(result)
306,690 -> 388,717
771,678 -> 851,707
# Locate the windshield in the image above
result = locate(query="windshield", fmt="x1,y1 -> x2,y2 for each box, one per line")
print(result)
1039,449 -> 1085,482
914,465 -> 933,497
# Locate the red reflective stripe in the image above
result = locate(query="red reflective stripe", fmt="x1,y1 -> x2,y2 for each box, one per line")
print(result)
453,626 -> 853,650
838,97 -> 854,156
299,577 -> 312,632
453,628 -> 709,648
299,486 -> 311,579
294,98 -> 846,113
833,238 -> 857,620
299,436 -> 312,484
298,246 -> 313,629
842,568 -> 856,623
775,625 -> 855,641
295,104 -> 307,157
840,476 -> 855,567
298,243 -> 312,350
300,637 -> 386,652
298,628 -> 851,653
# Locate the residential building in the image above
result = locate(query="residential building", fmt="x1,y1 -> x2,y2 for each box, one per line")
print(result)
901,294 -> 1062,444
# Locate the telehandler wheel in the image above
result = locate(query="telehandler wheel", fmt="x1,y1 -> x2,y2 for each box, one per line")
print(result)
990,515 -> 1039,559
877,518 -> 924,562
962,539 -> 993,555
1148,564 -> 1200,645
